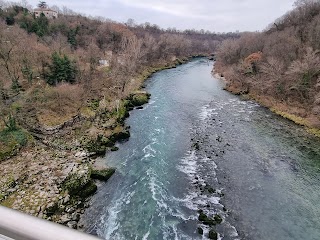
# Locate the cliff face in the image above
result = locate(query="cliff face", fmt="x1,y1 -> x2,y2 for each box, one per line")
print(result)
215,1 -> 320,131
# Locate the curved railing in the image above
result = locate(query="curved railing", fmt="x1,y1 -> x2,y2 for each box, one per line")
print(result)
0,206 -> 101,240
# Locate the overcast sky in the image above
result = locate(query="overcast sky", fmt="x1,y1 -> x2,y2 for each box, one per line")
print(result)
27,0 -> 296,32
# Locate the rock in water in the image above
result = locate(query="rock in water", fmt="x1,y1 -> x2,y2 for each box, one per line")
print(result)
208,229 -> 218,240
197,227 -> 204,235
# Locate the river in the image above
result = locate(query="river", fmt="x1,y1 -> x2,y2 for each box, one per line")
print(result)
83,59 -> 320,240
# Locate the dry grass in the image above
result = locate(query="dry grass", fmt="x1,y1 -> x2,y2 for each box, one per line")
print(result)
32,83 -> 85,127
37,110 -> 76,127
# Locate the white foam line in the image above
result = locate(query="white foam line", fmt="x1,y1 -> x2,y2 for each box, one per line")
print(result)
142,230 -> 150,240
103,190 -> 136,239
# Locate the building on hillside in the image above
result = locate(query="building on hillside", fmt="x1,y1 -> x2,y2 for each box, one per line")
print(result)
34,8 -> 58,19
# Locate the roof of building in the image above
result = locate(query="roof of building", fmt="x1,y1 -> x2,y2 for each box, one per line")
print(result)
34,8 -> 57,13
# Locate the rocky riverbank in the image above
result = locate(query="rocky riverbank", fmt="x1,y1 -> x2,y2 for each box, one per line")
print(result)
0,57 -> 191,230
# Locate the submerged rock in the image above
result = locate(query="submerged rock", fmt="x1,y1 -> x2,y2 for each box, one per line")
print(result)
208,187 -> 216,194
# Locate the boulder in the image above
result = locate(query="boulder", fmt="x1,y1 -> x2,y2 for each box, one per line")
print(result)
91,168 -> 115,181
208,230 -> 218,240
78,180 -> 97,198
126,92 -> 150,108
62,166 -> 91,196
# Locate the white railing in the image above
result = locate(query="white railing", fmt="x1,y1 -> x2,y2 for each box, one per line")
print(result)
0,206 -> 101,240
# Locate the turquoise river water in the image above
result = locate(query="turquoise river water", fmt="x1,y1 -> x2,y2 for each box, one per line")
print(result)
84,59 -> 320,240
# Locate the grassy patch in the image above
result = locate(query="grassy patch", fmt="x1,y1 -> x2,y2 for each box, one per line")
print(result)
88,99 -> 100,110
0,128 -> 28,161
0,194 -> 5,202
37,110 -> 77,127
80,107 -> 96,118
307,128 -> 320,137
1,194 -> 16,207
271,108 -> 307,126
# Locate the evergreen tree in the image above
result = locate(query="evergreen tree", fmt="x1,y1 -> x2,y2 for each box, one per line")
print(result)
5,16 -> 15,25
32,13 -> 49,37
67,27 -> 79,49
45,52 -> 77,85
38,1 -> 47,9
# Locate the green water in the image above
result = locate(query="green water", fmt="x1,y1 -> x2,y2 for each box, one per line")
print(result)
84,59 -> 320,240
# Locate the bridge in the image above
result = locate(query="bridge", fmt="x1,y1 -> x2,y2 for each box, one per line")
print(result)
0,206 -> 101,240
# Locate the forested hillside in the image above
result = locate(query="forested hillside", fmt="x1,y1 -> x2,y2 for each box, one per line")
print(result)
215,0 -> 320,131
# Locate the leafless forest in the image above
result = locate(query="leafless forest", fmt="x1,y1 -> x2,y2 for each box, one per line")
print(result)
216,0 -> 320,128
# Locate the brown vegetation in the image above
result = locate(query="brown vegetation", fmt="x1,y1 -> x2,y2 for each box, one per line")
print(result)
215,0 -> 320,129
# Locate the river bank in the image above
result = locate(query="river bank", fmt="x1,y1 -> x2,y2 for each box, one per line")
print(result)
212,70 -> 320,138
0,56 -> 197,229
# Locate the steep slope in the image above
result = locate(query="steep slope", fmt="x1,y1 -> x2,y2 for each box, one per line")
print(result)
215,0 -> 320,133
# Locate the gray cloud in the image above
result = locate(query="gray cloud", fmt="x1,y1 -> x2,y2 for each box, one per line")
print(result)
27,0 -> 295,32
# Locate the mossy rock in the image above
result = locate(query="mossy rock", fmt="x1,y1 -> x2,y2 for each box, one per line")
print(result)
110,146 -> 119,151
85,135 -> 114,155
109,130 -> 130,142
79,180 -> 97,198
86,130 -> 129,155
46,202 -> 59,216
86,143 -> 107,155
91,168 -> 115,181
126,92 -> 150,108
208,229 -> 218,240
62,170 -> 91,195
